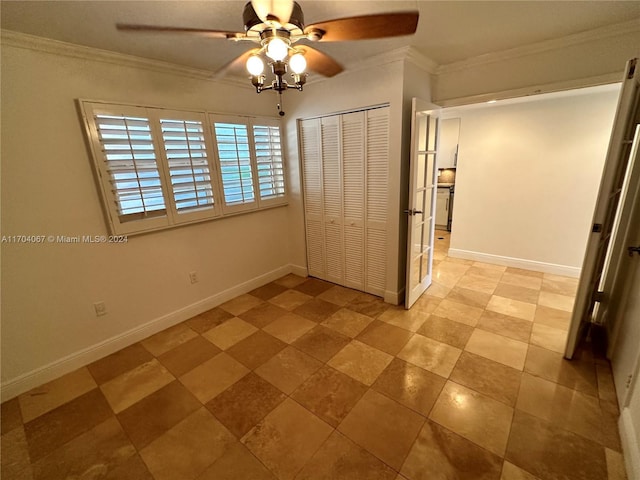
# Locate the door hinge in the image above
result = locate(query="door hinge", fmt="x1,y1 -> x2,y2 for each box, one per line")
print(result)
628,58 -> 637,79
593,291 -> 605,302
592,223 -> 603,233
628,246 -> 640,257
626,374 -> 633,389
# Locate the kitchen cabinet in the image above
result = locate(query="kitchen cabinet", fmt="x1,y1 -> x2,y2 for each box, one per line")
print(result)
436,187 -> 451,229
438,118 -> 460,169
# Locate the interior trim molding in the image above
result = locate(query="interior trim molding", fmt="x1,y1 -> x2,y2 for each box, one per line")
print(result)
447,248 -> 581,277
385,287 -> 405,306
0,29 -> 248,87
0,264 -> 302,401
289,264 -> 309,277
436,19 -> 640,75
305,46 -> 437,87
434,72 -> 622,107
404,46 -> 439,75
619,407 -> 640,480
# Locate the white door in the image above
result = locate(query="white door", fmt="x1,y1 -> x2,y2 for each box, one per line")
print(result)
611,205 -> 640,406
300,118 -> 326,279
321,115 -> 344,285
405,98 -> 440,308
299,107 -> 390,297
565,58 -> 640,358
606,124 -> 640,406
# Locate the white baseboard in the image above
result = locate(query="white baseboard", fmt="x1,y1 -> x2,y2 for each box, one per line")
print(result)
385,288 -> 404,306
1,264 -> 303,401
619,407 -> 640,480
289,264 -> 308,277
447,248 -> 581,278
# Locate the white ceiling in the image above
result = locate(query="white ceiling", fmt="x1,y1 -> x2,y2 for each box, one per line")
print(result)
2,0 -> 640,75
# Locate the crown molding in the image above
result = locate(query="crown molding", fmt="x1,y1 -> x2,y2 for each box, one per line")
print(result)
405,46 -> 438,75
304,46 -> 437,87
0,29 -> 435,88
0,29 -> 250,88
298,46 -> 408,87
436,18 -> 640,75
345,46 -> 410,74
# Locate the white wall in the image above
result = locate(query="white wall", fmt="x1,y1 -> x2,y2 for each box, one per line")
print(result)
1,39 -> 293,398
448,85 -> 620,275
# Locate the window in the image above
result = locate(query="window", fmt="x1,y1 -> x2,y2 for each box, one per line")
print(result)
254,123 -> 285,202
160,117 -> 213,213
212,120 -> 255,211
81,101 -> 287,235
209,115 -> 286,213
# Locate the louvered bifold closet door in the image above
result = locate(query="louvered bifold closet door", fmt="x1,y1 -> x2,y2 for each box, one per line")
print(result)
341,112 -> 366,290
321,115 -> 344,284
300,119 -> 326,278
365,107 -> 390,296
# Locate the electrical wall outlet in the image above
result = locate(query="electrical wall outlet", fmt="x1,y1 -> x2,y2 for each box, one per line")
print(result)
94,301 -> 107,317
189,271 -> 198,284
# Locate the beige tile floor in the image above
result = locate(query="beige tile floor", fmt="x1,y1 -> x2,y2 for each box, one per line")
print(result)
1,231 -> 628,480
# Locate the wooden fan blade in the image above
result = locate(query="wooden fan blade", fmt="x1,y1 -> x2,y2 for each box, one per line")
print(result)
251,0 -> 294,24
116,24 -> 245,40
215,48 -> 261,78
304,11 -> 419,42
296,46 -> 343,77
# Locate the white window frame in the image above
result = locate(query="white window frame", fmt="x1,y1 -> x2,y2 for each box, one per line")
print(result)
80,100 -> 287,235
252,117 -> 287,209
209,114 -> 259,215
209,114 -> 288,215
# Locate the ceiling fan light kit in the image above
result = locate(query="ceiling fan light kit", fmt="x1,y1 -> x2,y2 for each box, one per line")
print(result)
116,0 -> 419,115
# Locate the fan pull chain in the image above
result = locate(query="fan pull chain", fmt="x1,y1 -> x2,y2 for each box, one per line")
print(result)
277,90 -> 285,116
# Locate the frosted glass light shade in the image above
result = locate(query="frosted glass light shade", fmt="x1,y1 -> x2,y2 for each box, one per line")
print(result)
266,37 -> 288,61
246,55 -> 265,75
289,53 -> 307,74
251,0 -> 294,24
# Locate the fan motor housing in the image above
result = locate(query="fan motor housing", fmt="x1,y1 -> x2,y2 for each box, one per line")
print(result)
243,1 -> 305,35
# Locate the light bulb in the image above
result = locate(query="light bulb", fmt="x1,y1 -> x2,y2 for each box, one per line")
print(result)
289,53 -> 307,74
246,55 -> 265,75
266,37 -> 288,61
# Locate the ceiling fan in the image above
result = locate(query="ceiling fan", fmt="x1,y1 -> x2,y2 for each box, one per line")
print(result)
117,0 -> 419,115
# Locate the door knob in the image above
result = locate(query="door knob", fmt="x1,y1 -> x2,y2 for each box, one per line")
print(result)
404,209 -> 423,216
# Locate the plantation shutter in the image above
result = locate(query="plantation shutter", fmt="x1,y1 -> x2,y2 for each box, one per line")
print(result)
300,118 -> 326,278
158,111 -> 221,222
210,115 -> 257,214
321,115 -> 344,284
83,103 -> 169,234
82,101 -> 287,235
342,111 -> 365,290
253,120 -> 286,206
365,107 -> 389,296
